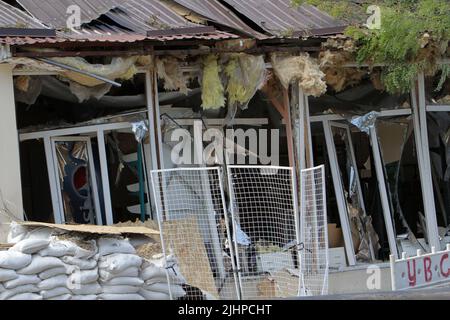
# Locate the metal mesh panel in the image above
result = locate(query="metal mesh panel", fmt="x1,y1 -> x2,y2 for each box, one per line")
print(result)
150,167 -> 240,300
299,165 -> 329,296
226,165 -> 300,300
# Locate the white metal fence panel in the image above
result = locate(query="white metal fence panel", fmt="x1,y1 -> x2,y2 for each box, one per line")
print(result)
226,165 -> 301,300
299,165 -> 329,296
150,167 -> 240,300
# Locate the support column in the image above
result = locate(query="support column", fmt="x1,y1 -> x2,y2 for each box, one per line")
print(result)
0,64 -> 24,241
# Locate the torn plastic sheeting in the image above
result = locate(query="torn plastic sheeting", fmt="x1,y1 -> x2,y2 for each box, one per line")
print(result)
224,53 -> 266,110
350,111 -> 380,134
51,56 -> 139,87
68,81 -> 112,103
201,54 -> 225,110
270,53 -> 326,97
131,121 -> 148,143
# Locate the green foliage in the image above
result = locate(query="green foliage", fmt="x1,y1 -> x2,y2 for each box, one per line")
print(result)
293,0 -> 450,94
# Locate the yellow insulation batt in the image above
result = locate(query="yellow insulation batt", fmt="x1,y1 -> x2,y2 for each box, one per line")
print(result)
156,56 -> 189,95
225,53 -> 266,109
319,50 -> 365,92
201,54 -> 225,110
270,53 -> 326,97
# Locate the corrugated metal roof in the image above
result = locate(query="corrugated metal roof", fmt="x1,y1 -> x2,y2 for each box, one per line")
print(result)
16,0 -> 123,29
222,0 -> 345,36
0,0 -> 345,47
0,1 -> 47,29
16,0 -> 197,32
173,0 -> 265,38
106,0 -> 195,33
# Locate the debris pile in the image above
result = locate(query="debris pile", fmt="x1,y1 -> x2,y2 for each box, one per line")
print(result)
0,223 -> 187,300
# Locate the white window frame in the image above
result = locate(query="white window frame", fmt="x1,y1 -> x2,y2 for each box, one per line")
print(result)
310,109 -> 412,264
50,136 -> 102,225
414,70 -> 450,250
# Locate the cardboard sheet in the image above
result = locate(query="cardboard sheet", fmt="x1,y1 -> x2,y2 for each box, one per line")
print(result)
19,221 -> 160,236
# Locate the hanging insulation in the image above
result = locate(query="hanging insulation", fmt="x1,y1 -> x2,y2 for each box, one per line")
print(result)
201,54 -> 225,110
156,56 -> 189,95
319,50 -> 365,92
224,53 -> 266,109
51,56 -> 139,87
270,53 -> 326,97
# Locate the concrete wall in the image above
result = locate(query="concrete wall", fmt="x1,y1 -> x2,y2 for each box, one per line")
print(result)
329,264 -> 392,294
0,64 -> 23,242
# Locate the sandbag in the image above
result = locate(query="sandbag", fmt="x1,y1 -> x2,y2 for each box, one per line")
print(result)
39,267 -> 68,280
26,228 -> 54,240
101,277 -> 144,287
18,256 -> 64,275
48,294 -> 72,300
39,240 -> 77,257
141,264 -> 184,285
0,268 -> 18,282
70,282 -> 102,295
62,256 -> 98,270
139,289 -> 170,300
0,251 -> 32,269
68,268 -> 98,285
144,283 -> 185,298
99,254 -> 142,274
41,287 -> 71,299
97,238 -> 136,256
99,267 -> 139,281
38,275 -> 68,290
4,274 -> 40,289
11,238 -> 49,254
7,222 -> 28,244
102,285 -> 140,294
0,284 -> 39,300
8,293 -> 42,300
140,263 -> 166,281
72,240 -> 98,259
0,283 -> 4,293
99,293 -> 144,300
71,295 -> 97,300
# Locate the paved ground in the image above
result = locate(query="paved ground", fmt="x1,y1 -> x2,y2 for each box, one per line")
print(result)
296,286 -> 450,300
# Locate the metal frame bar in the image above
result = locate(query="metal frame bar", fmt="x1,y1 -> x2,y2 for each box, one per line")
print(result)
426,105 -> 450,112
43,136 -> 62,224
310,109 -> 412,123
416,73 -> 440,250
369,126 -> 399,258
322,120 -> 356,266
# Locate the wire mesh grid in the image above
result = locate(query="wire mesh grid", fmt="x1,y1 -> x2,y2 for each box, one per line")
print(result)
299,165 -> 329,296
226,166 -> 301,300
150,167 -> 240,300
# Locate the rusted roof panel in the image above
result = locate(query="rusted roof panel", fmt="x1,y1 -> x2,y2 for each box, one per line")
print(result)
16,0 -> 196,32
173,0 -> 265,38
0,30 -> 238,45
0,1 -> 46,29
222,0 -> 345,36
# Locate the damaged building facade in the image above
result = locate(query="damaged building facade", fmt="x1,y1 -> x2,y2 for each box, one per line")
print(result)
0,0 -> 449,296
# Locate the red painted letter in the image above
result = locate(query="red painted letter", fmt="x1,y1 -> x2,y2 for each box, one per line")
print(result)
407,260 -> 416,286
424,257 -> 432,282
440,254 -> 450,278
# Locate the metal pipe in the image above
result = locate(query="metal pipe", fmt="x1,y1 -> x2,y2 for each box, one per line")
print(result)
34,57 -> 122,87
